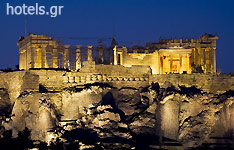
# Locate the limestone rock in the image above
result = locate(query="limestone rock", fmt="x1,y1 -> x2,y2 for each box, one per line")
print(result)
0,88 -> 11,116
10,92 -> 58,141
0,80 -> 233,149
115,88 -> 144,117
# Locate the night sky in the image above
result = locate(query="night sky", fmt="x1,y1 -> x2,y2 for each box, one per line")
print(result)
0,0 -> 233,73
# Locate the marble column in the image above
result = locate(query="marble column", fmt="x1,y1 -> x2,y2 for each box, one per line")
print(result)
113,46 -> 118,65
213,48 -> 216,74
64,45 -> 70,69
191,48 -> 195,65
179,56 -> 182,74
52,45 -> 58,68
170,55 -> 173,73
41,45 -> 47,68
19,49 -> 26,70
76,45 -> 82,70
160,56 -> 163,74
87,45 -> 93,62
26,47 -> 32,70
31,45 -> 36,68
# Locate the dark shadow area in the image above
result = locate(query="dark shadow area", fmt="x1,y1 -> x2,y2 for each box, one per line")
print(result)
214,90 -> 234,104
29,68 -> 71,72
66,82 -> 114,92
192,144 -> 234,150
140,85 -> 150,93
132,133 -> 185,150
18,91 -> 32,98
179,85 -> 201,96
220,90 -> 234,97
101,91 -> 126,121
39,84 -> 48,93
85,82 -> 114,89
0,68 -> 14,72
0,88 -> 12,118
0,128 -> 33,150
63,128 -> 99,145
133,134 -> 160,150
151,82 -> 160,93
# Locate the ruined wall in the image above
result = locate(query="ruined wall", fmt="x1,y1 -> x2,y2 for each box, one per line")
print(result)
0,68 -> 233,105
30,65 -> 151,90
21,70 -> 234,94
119,51 -> 160,74
30,70 -> 150,90
150,74 -> 234,93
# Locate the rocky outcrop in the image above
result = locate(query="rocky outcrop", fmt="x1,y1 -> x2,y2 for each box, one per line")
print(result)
10,92 -> 58,141
178,92 -> 234,148
0,88 -> 11,116
0,81 -> 234,149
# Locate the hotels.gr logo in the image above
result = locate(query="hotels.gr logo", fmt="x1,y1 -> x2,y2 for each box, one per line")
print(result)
6,3 -> 64,18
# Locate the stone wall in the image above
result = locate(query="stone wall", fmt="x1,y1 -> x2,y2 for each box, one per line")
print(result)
0,68 -> 233,105
150,74 -> 234,93
32,70 -> 233,93
30,70 -> 150,90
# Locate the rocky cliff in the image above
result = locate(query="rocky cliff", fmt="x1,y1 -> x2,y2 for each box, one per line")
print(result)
0,79 -> 233,149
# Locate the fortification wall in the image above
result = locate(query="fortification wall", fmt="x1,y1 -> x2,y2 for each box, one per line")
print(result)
31,70 -> 233,93
150,74 -> 234,93
29,70 -> 150,90
0,68 -> 232,104
28,65 -> 151,90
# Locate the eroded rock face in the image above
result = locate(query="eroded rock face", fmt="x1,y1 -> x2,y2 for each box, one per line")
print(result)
79,104 -> 132,140
0,88 -> 11,138
0,88 -> 11,116
150,83 -> 234,148
129,103 -> 156,135
178,93 -> 234,148
1,82 -> 234,149
60,85 -> 111,120
115,88 -> 142,116
10,92 -> 58,141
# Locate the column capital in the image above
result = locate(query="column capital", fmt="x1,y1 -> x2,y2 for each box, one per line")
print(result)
87,45 -> 93,49
113,45 -> 117,51
41,44 -> 47,48
76,45 -> 82,49
52,41 -> 57,45
19,50 -> 26,54
64,45 -> 70,49
122,46 -> 127,51
31,44 -> 37,48
31,44 -> 39,49
53,45 -> 59,49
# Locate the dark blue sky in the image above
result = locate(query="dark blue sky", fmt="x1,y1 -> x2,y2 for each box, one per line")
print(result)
0,0 -> 233,73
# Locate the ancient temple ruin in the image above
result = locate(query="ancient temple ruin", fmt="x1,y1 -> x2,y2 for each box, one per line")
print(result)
17,33 -> 115,70
18,33 -> 218,74
114,34 -> 218,74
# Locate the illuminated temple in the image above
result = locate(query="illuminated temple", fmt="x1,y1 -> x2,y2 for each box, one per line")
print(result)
18,33 -> 218,74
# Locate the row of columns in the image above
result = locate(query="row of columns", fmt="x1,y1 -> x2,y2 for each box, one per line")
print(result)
113,46 -> 126,65
192,47 -> 216,73
20,45 -> 97,70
